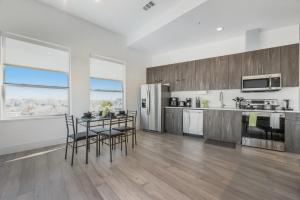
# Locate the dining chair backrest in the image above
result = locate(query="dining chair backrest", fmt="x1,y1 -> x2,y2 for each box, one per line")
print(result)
65,114 -> 76,136
127,110 -> 137,126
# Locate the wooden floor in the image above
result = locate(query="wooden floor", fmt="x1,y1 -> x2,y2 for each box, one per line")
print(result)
0,132 -> 300,200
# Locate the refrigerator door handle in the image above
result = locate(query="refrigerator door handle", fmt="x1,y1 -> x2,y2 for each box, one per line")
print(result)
148,89 -> 151,115
147,89 -> 150,115
188,111 -> 191,132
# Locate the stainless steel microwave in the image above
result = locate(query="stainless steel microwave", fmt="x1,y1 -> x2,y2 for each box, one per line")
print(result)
242,74 -> 281,92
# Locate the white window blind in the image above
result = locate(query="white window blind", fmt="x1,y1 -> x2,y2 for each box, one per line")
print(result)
90,57 -> 124,80
89,57 -> 125,112
4,37 -> 69,72
1,35 -> 70,119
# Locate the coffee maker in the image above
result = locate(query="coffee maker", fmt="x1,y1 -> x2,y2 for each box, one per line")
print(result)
186,98 -> 192,107
169,97 -> 179,107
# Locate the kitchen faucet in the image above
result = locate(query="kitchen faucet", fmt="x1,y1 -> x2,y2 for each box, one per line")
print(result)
219,91 -> 225,108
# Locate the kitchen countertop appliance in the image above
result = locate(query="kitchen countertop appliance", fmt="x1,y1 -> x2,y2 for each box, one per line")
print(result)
242,73 -> 281,92
183,109 -> 203,136
242,111 -> 285,151
240,99 -> 280,110
169,97 -> 179,107
179,101 -> 186,107
141,84 -> 170,133
186,98 -> 192,107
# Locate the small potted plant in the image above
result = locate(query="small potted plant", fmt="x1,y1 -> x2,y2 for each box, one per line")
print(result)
100,100 -> 113,117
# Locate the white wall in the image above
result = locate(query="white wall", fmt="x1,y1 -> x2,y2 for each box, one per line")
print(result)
152,25 -> 300,111
152,25 -> 300,66
0,0 -> 150,155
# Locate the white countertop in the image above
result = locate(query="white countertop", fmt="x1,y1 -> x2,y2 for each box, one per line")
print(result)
165,106 -> 300,113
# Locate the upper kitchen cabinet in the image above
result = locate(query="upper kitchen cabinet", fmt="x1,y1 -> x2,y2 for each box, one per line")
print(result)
264,47 -> 281,74
173,63 -> 182,91
228,53 -> 243,89
209,56 -> 229,90
146,66 -> 162,84
195,58 -> 210,90
242,47 -> 281,76
146,67 -> 155,84
280,44 -> 299,87
160,64 -> 172,85
171,61 -> 195,91
180,61 -> 196,91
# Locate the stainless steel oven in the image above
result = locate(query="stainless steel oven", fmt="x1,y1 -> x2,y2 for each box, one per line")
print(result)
242,74 -> 281,92
241,111 -> 285,151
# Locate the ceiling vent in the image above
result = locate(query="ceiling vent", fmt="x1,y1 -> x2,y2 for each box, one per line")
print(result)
143,1 -> 155,11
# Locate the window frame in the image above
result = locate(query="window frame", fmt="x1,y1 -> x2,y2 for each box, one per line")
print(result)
90,77 -> 125,111
0,33 -> 71,120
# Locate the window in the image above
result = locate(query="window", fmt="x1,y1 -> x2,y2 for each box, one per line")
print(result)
90,57 -> 125,112
1,35 -> 70,119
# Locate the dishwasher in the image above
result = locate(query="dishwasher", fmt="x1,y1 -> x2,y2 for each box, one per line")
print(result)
183,109 -> 204,136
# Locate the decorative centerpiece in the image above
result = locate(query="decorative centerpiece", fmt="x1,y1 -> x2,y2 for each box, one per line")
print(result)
100,101 -> 113,117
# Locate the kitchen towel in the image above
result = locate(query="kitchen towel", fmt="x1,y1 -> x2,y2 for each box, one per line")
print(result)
248,112 -> 257,127
270,113 -> 280,129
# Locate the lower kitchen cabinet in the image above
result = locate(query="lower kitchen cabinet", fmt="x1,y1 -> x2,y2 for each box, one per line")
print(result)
285,113 -> 300,153
165,108 -> 183,134
203,110 -> 222,140
222,111 -> 242,143
203,110 -> 242,144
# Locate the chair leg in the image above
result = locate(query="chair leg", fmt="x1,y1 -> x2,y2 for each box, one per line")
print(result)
125,135 -> 127,156
65,137 -> 69,159
96,137 -> 99,157
86,138 -> 89,165
134,129 -> 137,145
121,137 -> 123,151
71,139 -> 76,166
98,136 -> 101,155
131,131 -> 134,149
109,137 -> 112,162
75,141 -> 78,154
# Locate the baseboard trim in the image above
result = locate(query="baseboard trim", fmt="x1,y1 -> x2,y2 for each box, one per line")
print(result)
0,137 -> 65,156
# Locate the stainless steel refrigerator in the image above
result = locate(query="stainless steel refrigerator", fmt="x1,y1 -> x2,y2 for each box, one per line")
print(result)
140,83 -> 170,133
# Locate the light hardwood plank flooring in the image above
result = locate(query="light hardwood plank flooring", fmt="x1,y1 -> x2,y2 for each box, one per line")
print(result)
0,132 -> 300,200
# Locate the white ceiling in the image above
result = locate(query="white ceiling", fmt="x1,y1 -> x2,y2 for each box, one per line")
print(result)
37,0 -> 300,54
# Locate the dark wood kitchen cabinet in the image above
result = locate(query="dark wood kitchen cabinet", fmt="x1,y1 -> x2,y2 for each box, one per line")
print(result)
228,53 -> 243,89
160,64 -> 172,85
146,67 -> 155,84
285,113 -> 300,153
203,109 -> 242,144
146,43 -> 299,90
146,66 -> 162,84
222,110 -> 242,143
180,61 -> 196,91
242,47 -> 281,76
203,110 -> 222,141
173,63 -> 182,91
165,108 -> 183,134
281,44 -> 299,87
209,56 -> 229,90
171,61 -> 195,91
195,59 -> 210,90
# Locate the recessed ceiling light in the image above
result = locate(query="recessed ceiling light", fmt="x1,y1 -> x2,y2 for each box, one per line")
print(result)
216,27 -> 224,32
95,0 -> 101,2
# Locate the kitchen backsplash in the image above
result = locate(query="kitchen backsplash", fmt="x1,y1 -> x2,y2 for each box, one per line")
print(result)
171,87 -> 299,110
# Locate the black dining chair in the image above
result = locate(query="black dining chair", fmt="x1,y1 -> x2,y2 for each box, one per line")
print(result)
113,110 -> 137,148
98,115 -> 128,162
64,114 -> 99,166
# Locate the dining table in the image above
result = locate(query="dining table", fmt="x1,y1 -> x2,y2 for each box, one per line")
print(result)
78,114 -> 135,164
